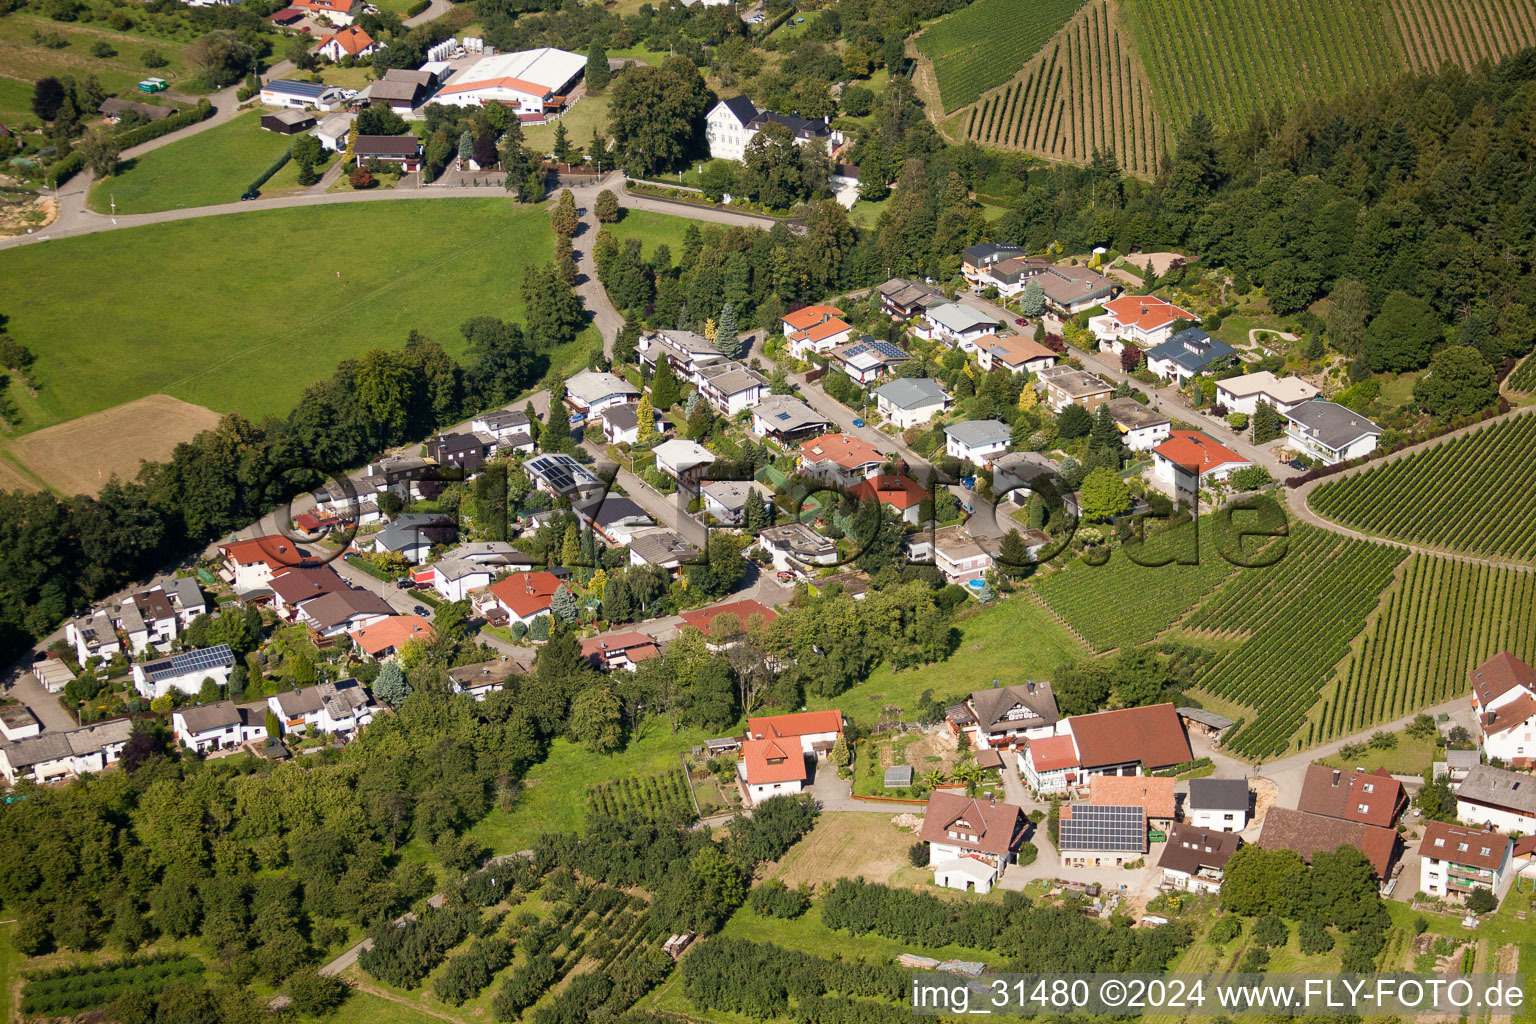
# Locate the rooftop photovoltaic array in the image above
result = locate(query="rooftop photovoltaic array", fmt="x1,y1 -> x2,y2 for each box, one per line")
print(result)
1059,804 -> 1145,852
147,644 -> 235,680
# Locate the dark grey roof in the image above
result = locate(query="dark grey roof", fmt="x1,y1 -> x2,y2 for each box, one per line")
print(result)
1147,329 -> 1235,372
629,530 -> 699,565
2,719 -> 133,769
962,243 -> 1023,263
945,419 -> 1011,448
374,514 -> 455,551
141,645 -> 235,682
176,700 -> 242,734
526,454 -> 603,495
1186,777 -> 1249,812
1284,401 -> 1381,450
356,134 -> 422,157
586,496 -> 652,528
300,588 -> 395,629
1457,764 -> 1536,816
873,377 -> 946,410
1157,823 -> 1240,876
480,408 -> 530,430
1177,706 -> 1236,729
266,79 -> 334,99
719,94 -> 758,125
1106,396 -> 1170,430
365,80 -> 421,103
602,404 -> 640,431
1059,804 -> 1145,853
750,109 -> 829,139
752,394 -> 826,432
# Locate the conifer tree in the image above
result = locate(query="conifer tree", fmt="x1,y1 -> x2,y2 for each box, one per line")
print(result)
650,355 -> 682,409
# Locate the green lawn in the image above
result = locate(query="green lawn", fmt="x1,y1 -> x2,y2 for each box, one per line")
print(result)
0,76 -> 33,123
325,990 -> 451,1024
466,718 -> 715,854
0,15 -> 202,99
848,195 -> 889,229
1316,725 -> 1441,776
523,94 -> 610,156
0,200 -> 555,428
0,921 -> 12,1024
805,596 -> 1084,724
88,110 -> 296,213
601,208 -> 698,260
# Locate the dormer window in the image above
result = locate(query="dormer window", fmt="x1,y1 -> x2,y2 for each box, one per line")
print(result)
1362,783 -> 1374,793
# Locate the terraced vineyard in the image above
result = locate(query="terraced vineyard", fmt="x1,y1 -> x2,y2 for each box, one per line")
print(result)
1308,413 -> 1536,562
1186,526 -> 1405,758
1509,351 -> 1536,393
1317,555 -> 1536,743
918,0 -> 1087,111
1390,0 -> 1536,71
963,0 -> 1169,175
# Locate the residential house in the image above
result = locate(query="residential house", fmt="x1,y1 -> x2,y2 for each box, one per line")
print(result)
1296,764 -> 1405,829
427,555 -> 496,603
372,513 -> 456,565
366,454 -> 439,501
796,433 -> 886,487
750,394 -> 828,442
878,277 -> 945,321
696,360 -> 770,415
969,255 -> 1056,298
1088,295 -> 1199,353
629,531 -> 702,573
915,302 -> 999,347
317,25 -> 376,60
172,700 -> 269,753
350,615 -> 434,660
951,681 -> 1060,749
219,536 -> 313,592
1058,803 -> 1147,868
268,679 -> 378,737
921,791 -> 1025,894
1152,431 -> 1251,498
906,524 -> 996,584
1186,777 -> 1250,832
261,108 -> 316,134
1420,821 -> 1513,901
580,632 -> 662,672
131,645 -> 236,699
705,95 -> 839,162
363,68 -> 434,112
681,599 -> 778,640
976,333 -> 1057,374
701,479 -> 757,524
258,79 -> 345,110
830,338 -> 910,384
0,705 -> 40,742
1019,734 -> 1079,793
525,453 -> 605,501
1285,401 -> 1381,466
1105,397 -> 1171,451
1018,702 -> 1193,793
848,474 -> 928,525
944,420 -> 1011,466
163,576 -> 209,625
1145,329 -> 1235,383
1472,651 -> 1536,763
1159,824 -> 1241,894
1215,372 -> 1321,417
290,0 -> 356,22
1035,365 -> 1112,412
447,658 -> 527,700
1256,806 -> 1400,880
435,48 -> 585,114
758,521 -> 838,571
65,610 -> 122,665
1456,764 -> 1536,834
1028,263 -> 1117,315
1089,774 -> 1177,836
472,408 -> 535,450
600,403 -> 660,446
297,588 -> 396,638
636,329 -> 724,382
313,112 -> 354,153
267,564 -> 350,619
578,497 -> 655,546
356,134 -> 423,170
960,243 -> 1024,284
991,451 -> 1056,499
739,736 -> 809,803
0,719 -> 133,785
807,569 -> 870,599
652,438 -> 717,493
782,305 -> 852,359
873,377 -> 948,429
486,571 -> 563,626
426,432 -> 491,473
566,369 -> 641,419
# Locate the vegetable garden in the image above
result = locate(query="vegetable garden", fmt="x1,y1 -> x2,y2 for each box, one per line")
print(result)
1188,526 -> 1405,758
21,953 -> 204,1015
918,0 -> 1086,111
586,769 -> 695,824
1317,555 -> 1536,743
1308,413 -> 1536,562
962,0 -> 1169,176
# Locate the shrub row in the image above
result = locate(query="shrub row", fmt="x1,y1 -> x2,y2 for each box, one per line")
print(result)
44,150 -> 85,189
246,146 -> 292,196
115,99 -> 213,149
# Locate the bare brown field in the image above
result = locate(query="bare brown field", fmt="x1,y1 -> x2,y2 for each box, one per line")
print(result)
8,394 -> 221,495
765,812 -> 917,889
0,453 -> 41,492
960,0 -> 1168,176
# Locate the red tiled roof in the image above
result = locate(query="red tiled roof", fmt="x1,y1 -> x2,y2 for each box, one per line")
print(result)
1100,295 -> 1199,332
742,738 -> 808,784
318,25 -> 374,55
1026,734 -> 1079,772
220,536 -> 310,572
798,432 -> 883,471
487,571 -> 562,618
350,615 -> 434,655
747,709 -> 843,741
848,474 -> 928,510
978,332 -> 1058,365
267,565 -> 349,606
580,631 -> 661,665
791,317 -> 851,343
441,75 -> 551,98
293,0 -> 355,12
1482,694 -> 1536,737
1420,820 -> 1510,871
1089,775 -> 1177,820
1297,764 -> 1404,828
917,791 -> 1023,857
680,599 -> 778,636
1257,806 -> 1398,878
1067,702 -> 1192,770
1471,651 -> 1536,707
782,304 -> 846,330
1153,431 -> 1249,475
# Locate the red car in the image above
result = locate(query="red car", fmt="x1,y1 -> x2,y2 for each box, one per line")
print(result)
776,570 -> 797,582
1014,317 -> 1028,327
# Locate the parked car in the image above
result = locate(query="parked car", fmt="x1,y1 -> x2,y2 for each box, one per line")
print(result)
852,418 -> 865,428
413,605 -> 430,616
776,570 -> 796,582
1286,459 -> 1309,471
1015,317 -> 1028,327
393,577 -> 413,588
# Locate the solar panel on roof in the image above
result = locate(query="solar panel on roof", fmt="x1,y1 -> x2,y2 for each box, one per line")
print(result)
1059,804 -> 1145,852
871,341 -> 908,360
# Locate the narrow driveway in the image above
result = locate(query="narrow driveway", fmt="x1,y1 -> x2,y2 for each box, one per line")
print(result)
4,671 -> 79,731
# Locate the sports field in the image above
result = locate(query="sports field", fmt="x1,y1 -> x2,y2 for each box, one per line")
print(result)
88,110 -> 299,214
0,199 -> 555,431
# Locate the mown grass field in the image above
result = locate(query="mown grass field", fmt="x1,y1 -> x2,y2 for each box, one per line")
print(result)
917,0 -> 1086,111
0,200 -> 554,429
0,75 -> 34,123
0,14 -> 201,99
805,596 -> 1083,724
88,110 -> 298,213
600,207 -> 699,260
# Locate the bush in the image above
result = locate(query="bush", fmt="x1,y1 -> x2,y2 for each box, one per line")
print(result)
908,841 -> 929,867
115,100 -> 213,150
1016,842 -> 1037,866
405,0 -> 429,12
246,145 -> 292,196
90,41 -> 116,58
142,48 -> 168,68
1226,412 -> 1248,430
748,880 -> 810,919
1468,887 -> 1497,915
1209,915 -> 1242,945
1252,913 -> 1287,948
44,149 -> 84,189
349,167 -> 376,189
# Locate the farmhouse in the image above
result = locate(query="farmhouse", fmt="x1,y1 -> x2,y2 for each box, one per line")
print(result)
1089,774 -> 1177,835
350,615 -> 434,661
848,474 -> 928,525
944,419 -> 1011,466
921,791 -> 1025,894
316,25 -> 376,60
1105,397 -> 1171,451
258,79 -> 345,110
750,394 -> 827,442
797,432 -> 886,487
781,304 -> 852,359
873,377 -> 948,429
1296,764 -> 1405,829
580,632 -> 662,672
1455,764 -> 1536,834
1419,820 -> 1512,901
1088,295 -> 1199,353
951,681 -> 1060,748
1285,401 -> 1381,466
566,369 -> 641,418
1145,329 -> 1235,383
1058,804 -> 1146,868
1256,806 -> 1399,879
1158,824 -> 1241,894
1018,702 -> 1193,793
1214,372 -> 1320,416
1186,777 -> 1250,832
976,333 -> 1057,374
705,95 -> 840,163
758,521 -> 838,571
878,277 -> 945,321
0,719 -> 133,785
172,700 -> 269,753
131,645 -> 236,699
1152,431 -> 1251,497
436,47 -> 586,114
268,679 -> 378,737
1471,651 -> 1536,762
1035,365 -> 1112,412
